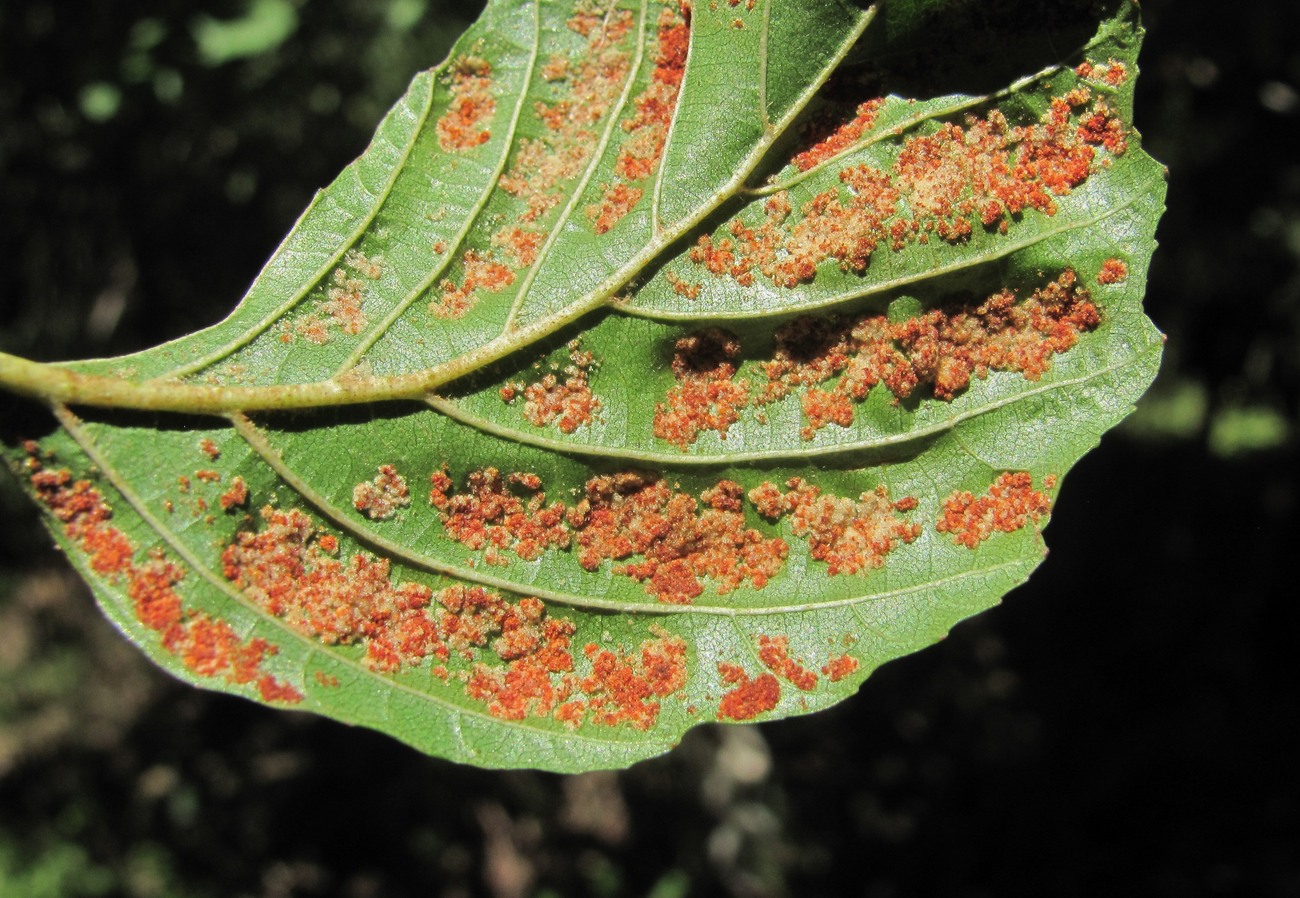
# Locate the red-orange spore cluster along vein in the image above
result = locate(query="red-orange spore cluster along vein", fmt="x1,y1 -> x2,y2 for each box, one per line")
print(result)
428,467 -> 787,604
587,4 -> 690,233
222,507 -> 442,672
500,340 -> 601,434
23,452 -> 300,703
790,99 -> 886,173
757,634 -> 818,691
935,471 -> 1053,548
692,87 -> 1128,288
574,473 -> 787,604
429,466 -> 571,564
653,328 -> 751,448
436,55 -> 495,152
653,271 -> 1099,447
293,250 -> 382,341
716,662 -> 780,721
434,7 -> 636,321
768,270 -> 1101,437
352,464 -> 411,522
748,480 -> 920,575
562,632 -> 689,730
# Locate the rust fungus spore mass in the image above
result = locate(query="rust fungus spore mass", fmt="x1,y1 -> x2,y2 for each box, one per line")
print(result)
653,271 -> 1100,446
748,479 -> 920,575
500,340 -> 601,434
692,87 -> 1128,288
716,663 -> 781,721
936,472 -> 1053,548
429,467 -> 789,604
436,55 -> 495,152
25,450 -> 300,703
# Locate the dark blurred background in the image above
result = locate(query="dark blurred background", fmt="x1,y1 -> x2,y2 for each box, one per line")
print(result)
1,1 -> 1297,896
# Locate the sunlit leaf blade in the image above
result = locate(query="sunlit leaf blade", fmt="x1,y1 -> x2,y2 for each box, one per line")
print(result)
1,0 -> 1164,771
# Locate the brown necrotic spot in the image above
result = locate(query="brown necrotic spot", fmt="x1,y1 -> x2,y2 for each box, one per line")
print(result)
437,55 -> 495,152
936,471 -> 1052,548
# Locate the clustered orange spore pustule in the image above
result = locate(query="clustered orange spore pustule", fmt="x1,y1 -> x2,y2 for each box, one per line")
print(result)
500,340 -> 602,434
222,506 -> 445,672
500,5 -> 636,224
790,99 -> 886,172
293,250 -> 381,342
936,472 -> 1053,548
1076,58 -> 1128,87
24,455 -> 300,703
716,663 -> 781,721
587,4 -> 690,233
692,89 -> 1128,288
821,653 -> 860,682
757,271 -> 1101,439
437,55 -> 495,152
432,250 -> 515,320
1097,258 -> 1129,285
219,476 -> 249,512
757,634 -> 818,691
352,464 -> 411,522
567,632 -> 689,730
198,438 -> 220,460
748,479 -> 920,576
652,328 -> 752,449
574,473 -> 788,604
428,467 -> 572,564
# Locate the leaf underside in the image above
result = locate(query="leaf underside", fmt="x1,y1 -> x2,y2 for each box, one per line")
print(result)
2,0 -> 1164,771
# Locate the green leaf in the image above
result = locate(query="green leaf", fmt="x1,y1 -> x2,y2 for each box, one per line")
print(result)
0,0 -> 1165,772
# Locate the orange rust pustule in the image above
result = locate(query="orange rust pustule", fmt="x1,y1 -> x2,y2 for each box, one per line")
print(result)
1097,258 -> 1129,284
936,471 -> 1052,548
432,250 -> 515,320
499,7 -> 635,224
757,634 -> 818,691
572,633 -> 689,730
428,467 -> 571,563
587,5 -> 690,233
352,464 -> 411,522
219,476 -> 249,512
716,663 -> 781,721
790,99 -> 885,172
437,56 -> 495,152
692,93 -> 1124,288
25,457 -> 300,702
428,466 -> 789,604
748,479 -> 920,576
756,271 -> 1100,439
222,506 -> 442,672
821,653 -> 860,682
574,473 -> 787,604
501,340 -> 601,434
653,328 -> 751,448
